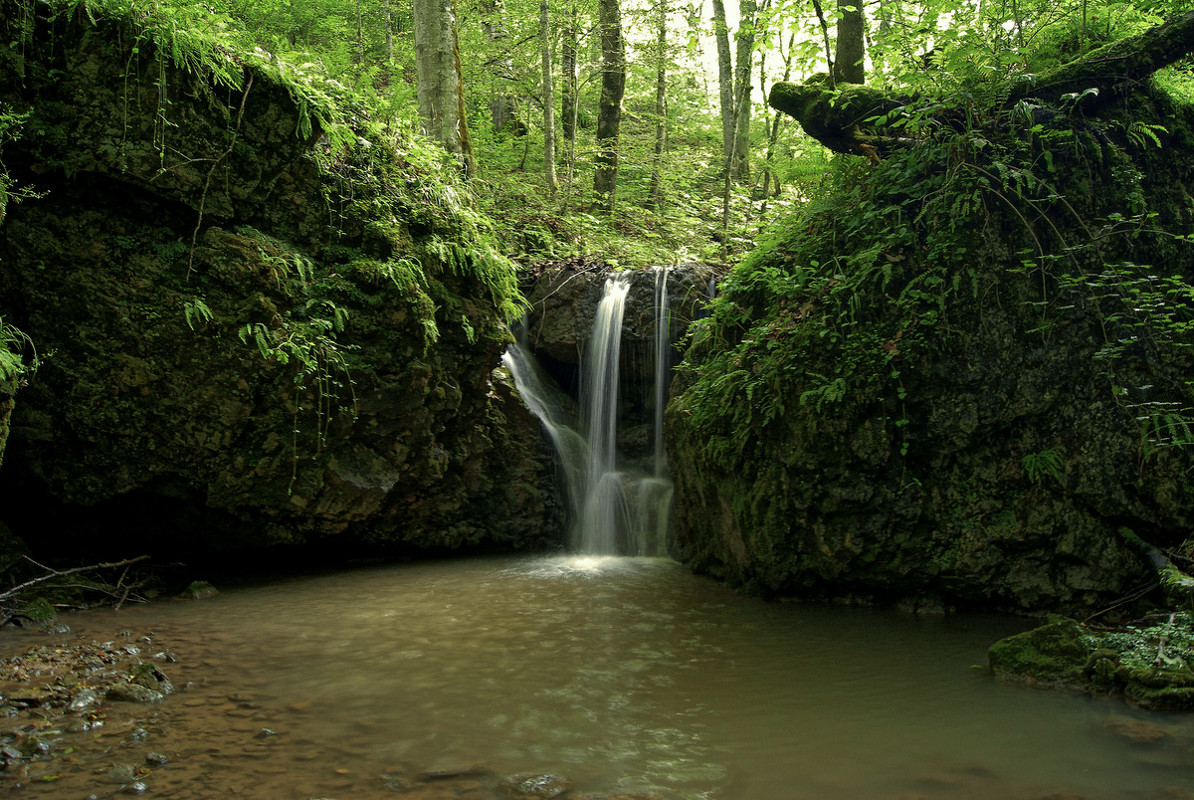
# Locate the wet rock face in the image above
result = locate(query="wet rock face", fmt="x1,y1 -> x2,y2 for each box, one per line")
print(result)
520,260 -> 721,470
0,8 -> 560,559
523,261 -> 719,368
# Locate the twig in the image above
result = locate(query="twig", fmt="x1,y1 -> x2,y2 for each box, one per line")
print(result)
0,555 -> 149,604
186,70 -> 255,280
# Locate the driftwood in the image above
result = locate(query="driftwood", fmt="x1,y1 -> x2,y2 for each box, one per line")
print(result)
769,10 -> 1194,157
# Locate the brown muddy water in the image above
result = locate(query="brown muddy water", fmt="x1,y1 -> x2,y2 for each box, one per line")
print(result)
2,554 -> 1193,800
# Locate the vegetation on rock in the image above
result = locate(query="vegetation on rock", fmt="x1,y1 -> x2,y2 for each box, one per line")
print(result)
990,612 -> 1194,711
0,0 -> 558,562
667,9 -> 1194,610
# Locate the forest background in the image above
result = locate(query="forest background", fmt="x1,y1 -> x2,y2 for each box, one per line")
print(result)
6,0 -> 1188,276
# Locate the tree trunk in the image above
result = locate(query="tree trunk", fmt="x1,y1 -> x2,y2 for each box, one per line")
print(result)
810,0 -> 835,85
834,0 -> 865,85
413,0 -> 475,175
383,0 -> 395,63
648,0 -> 668,209
593,0 -> 625,210
711,0 -> 734,166
541,0 -> 557,195
561,0 -> 578,141
731,0 -> 757,180
481,0 -> 517,134
759,28 -> 794,202
770,10 -> 1194,157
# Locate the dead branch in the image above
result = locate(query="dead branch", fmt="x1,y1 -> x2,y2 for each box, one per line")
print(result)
0,555 -> 150,604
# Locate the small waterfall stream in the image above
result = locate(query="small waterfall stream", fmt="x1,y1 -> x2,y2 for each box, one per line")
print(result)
506,268 -> 673,557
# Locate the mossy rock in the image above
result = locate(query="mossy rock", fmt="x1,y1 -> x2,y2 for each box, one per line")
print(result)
988,616 -> 1093,687
1124,681 -> 1194,712
180,581 -> 218,600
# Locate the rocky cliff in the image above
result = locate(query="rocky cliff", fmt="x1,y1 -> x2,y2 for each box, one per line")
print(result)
667,84 -> 1194,612
0,3 -> 561,563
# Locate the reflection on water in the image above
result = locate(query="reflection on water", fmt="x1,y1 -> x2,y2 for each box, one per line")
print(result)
4,554 -> 1194,800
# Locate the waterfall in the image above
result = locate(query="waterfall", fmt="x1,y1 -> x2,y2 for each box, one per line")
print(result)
653,266 -> 670,479
575,273 -> 632,554
504,270 -> 673,557
501,342 -> 587,522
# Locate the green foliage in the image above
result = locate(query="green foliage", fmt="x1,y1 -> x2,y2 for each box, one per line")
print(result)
1022,447 -> 1064,485
0,315 -> 38,386
0,99 -> 41,226
1102,612 -> 1194,672
183,297 -> 214,332
673,23 -> 1194,474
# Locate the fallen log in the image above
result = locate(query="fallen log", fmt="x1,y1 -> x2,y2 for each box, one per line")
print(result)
770,10 -> 1194,157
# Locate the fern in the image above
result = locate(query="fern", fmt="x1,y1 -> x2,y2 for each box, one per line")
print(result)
183,297 -> 213,331
1022,448 -> 1064,486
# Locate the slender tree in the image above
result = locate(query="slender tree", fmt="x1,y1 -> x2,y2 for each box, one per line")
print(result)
413,0 -> 475,175
759,27 -> 795,202
647,0 -> 668,208
593,0 -> 624,209
730,0 -> 756,179
541,0 -> 558,194
711,0 -> 734,167
480,0 -> 518,133
561,0 -> 578,140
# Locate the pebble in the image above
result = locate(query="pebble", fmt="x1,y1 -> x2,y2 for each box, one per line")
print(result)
106,763 -> 138,784
146,752 -> 169,766
69,689 -> 99,712
499,773 -> 573,799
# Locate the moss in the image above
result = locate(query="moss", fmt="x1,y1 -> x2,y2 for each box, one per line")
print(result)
990,613 -> 1194,710
988,615 -> 1092,687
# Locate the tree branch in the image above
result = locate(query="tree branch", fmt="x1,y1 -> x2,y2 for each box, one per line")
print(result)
0,555 -> 150,604
769,11 -> 1194,157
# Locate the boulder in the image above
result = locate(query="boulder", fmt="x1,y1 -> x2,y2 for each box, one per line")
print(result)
0,3 -> 561,562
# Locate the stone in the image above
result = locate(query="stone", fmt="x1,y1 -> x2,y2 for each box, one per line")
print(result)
69,688 -> 99,711
0,3 -> 563,566
105,683 -> 164,704
106,764 -> 139,784
1103,717 -> 1171,743
181,581 -> 219,601
499,773 -> 573,799
989,617 -> 1092,688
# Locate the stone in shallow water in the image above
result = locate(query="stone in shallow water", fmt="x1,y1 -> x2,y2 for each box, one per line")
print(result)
1103,716 -> 1172,743
418,762 -> 491,781
105,683 -> 164,704
106,764 -> 138,784
499,773 -> 572,799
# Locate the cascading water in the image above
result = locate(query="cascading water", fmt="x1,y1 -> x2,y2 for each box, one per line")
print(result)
501,342 -> 587,521
576,273 -> 633,554
504,269 -> 674,557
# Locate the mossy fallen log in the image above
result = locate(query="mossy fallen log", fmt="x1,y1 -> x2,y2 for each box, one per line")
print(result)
769,10 -> 1194,157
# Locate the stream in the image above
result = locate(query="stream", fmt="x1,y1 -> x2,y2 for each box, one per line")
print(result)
3,554 -> 1193,799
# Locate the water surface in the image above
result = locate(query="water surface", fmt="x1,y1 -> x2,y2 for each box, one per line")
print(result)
5,555 -> 1192,799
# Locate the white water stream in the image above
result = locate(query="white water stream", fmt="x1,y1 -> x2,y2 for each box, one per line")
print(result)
506,268 -> 673,557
